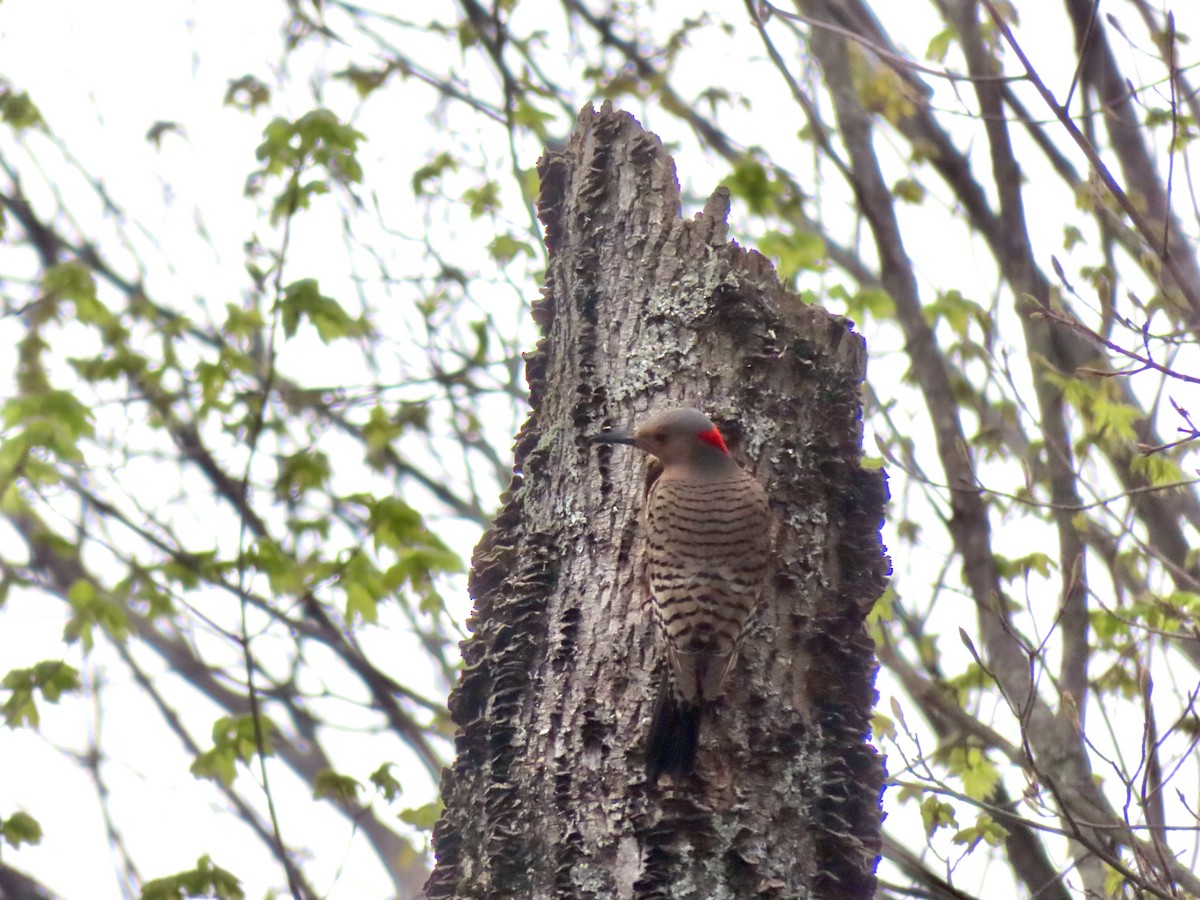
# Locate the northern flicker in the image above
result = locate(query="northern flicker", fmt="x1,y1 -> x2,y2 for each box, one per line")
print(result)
592,407 -> 771,778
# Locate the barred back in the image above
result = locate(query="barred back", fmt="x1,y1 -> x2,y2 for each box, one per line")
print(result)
644,466 -> 770,704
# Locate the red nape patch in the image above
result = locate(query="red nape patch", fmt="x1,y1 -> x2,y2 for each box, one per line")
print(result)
698,427 -> 729,454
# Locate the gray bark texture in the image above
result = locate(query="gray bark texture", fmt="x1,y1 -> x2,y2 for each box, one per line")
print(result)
424,101 -> 889,900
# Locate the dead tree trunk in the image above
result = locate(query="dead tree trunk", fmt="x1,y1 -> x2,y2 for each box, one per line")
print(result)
425,101 -> 888,900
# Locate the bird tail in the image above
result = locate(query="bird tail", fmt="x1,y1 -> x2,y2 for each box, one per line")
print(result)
646,677 -> 702,780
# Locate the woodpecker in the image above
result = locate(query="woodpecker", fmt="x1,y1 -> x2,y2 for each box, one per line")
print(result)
592,407 -> 771,779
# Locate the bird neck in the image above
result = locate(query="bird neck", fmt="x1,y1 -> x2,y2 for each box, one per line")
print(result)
663,452 -> 742,481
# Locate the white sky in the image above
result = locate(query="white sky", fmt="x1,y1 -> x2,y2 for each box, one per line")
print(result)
1,1 -> 1199,898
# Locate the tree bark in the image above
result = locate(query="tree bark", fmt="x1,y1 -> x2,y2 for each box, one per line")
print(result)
425,101 -> 888,900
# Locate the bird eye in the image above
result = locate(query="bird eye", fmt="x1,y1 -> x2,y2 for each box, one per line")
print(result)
653,433 -> 666,443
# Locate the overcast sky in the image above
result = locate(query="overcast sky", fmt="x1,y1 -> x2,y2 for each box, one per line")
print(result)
2,1 -> 1198,898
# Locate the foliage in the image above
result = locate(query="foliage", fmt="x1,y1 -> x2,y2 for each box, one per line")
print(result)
1,811 -> 43,849
1,0 -> 1199,898
141,856 -> 244,900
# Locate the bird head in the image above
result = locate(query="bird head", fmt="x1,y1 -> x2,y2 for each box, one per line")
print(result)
591,407 -> 735,471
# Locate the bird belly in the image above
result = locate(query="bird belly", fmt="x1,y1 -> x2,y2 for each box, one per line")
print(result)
644,472 -> 770,703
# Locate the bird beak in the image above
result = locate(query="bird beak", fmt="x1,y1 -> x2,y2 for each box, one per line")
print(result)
590,429 -> 636,446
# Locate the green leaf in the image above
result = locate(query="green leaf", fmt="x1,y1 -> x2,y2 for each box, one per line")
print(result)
335,65 -> 392,98
1090,395 -> 1139,443
399,800 -> 443,831
487,233 -> 534,265
868,586 -> 896,622
412,151 -> 458,196
195,359 -> 232,409
850,46 -> 915,123
345,581 -> 379,625
945,662 -> 988,704
361,495 -> 463,590
254,109 -> 365,220
926,27 -> 956,62
64,577 -> 130,649
947,746 -> 1000,801
892,178 -> 925,203
42,262 -> 102,320
923,289 -> 983,339
1,811 -> 43,848
189,746 -> 237,787
222,302 -> 266,338
724,157 -> 791,216
512,97 -> 555,137
386,546 -> 464,593
757,230 -> 826,281
293,109 -> 365,182
145,120 -> 183,149
363,406 -> 403,463
141,855 -> 244,900
3,389 -> 96,466
870,711 -> 897,742
598,72 -> 643,102
274,449 -> 331,500
190,715 -> 276,786
841,286 -> 895,320
993,551 -> 1055,583
1103,864 -> 1129,898
1089,608 -> 1130,649
0,85 -> 43,130
224,75 -> 270,112
161,550 -> 217,590
370,763 -> 403,802
269,178 -> 329,221
257,117 -> 298,173
516,165 -> 540,207
1164,590 -> 1200,619
1145,107 -> 1174,129
952,813 -> 1007,851
919,795 -> 958,835
367,497 -> 429,551
313,770 -> 362,805
1093,658 -> 1139,698
244,539 -> 303,597
279,278 -> 360,343
127,574 -> 175,619
463,181 -> 502,218
68,342 -> 147,384
1130,452 -> 1186,488
1,661 -> 81,728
